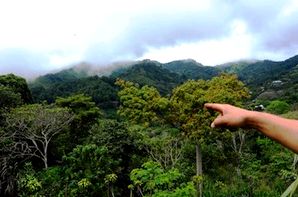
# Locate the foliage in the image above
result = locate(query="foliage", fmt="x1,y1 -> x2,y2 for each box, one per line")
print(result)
36,166 -> 63,196
129,125 -> 185,169
30,75 -> 118,109
0,86 -> 23,126
170,74 -> 250,140
266,100 -> 290,114
55,94 -> 101,146
222,55 -> 298,104
0,86 -> 22,110
62,144 -> 118,196
87,119 -> 133,157
116,79 -> 169,126
4,104 -> 74,168
219,60 -> 253,74
87,119 -> 140,196
282,111 -> 298,119
17,163 -> 41,197
2,60 -> 298,196
281,177 -> 298,197
113,60 -> 183,95
0,74 -> 32,127
32,66 -> 89,87
117,74 -> 250,196
130,161 -> 196,197
162,59 -> 219,80
230,55 -> 298,87
0,74 -> 32,103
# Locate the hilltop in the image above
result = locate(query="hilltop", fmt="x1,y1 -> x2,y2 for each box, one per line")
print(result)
29,55 -> 298,108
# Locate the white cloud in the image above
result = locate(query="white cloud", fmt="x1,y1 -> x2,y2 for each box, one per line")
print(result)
0,0 -> 297,77
141,19 -> 254,65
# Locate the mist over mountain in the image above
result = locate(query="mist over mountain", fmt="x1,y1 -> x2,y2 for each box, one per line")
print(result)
32,58 -> 220,82
27,54 -> 298,107
32,54 -> 298,85
2,1 -> 298,196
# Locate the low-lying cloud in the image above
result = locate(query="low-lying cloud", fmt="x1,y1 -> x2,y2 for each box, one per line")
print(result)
0,49 -> 50,79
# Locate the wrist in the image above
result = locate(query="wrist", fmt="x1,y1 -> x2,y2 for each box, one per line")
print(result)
244,110 -> 261,129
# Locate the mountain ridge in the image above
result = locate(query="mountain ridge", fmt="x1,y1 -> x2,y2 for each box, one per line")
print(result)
28,54 -> 298,106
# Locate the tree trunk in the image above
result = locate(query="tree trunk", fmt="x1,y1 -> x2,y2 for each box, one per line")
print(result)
44,156 -> 48,169
111,185 -> 115,197
44,140 -> 49,169
137,185 -> 144,197
107,185 -> 110,197
196,144 -> 203,197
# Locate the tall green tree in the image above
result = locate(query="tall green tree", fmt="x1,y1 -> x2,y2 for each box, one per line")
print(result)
129,125 -> 185,169
0,104 -> 73,196
116,79 -> 169,126
0,86 -> 22,110
0,74 -> 32,127
4,104 -> 74,169
0,86 -> 23,126
170,74 -> 249,196
0,74 -> 32,104
87,119 -> 135,196
117,74 -> 250,197
62,144 -> 118,196
55,94 -> 101,145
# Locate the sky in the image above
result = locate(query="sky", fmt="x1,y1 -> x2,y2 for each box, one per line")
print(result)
0,0 -> 298,78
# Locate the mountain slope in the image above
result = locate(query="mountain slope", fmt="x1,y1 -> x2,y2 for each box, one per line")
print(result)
32,66 -> 89,88
112,60 -> 184,95
219,55 -> 298,102
163,59 -> 220,80
30,55 -> 298,107
217,60 -> 258,74
223,55 -> 298,86
30,75 -> 118,109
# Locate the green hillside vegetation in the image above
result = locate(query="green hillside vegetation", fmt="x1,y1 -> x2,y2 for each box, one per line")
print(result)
33,67 -> 89,87
218,60 -> 256,74
220,55 -> 298,105
0,74 -> 32,104
112,59 -> 184,95
29,59 -> 218,107
163,59 -> 220,80
30,76 -> 118,109
30,54 -> 298,108
2,54 -> 298,196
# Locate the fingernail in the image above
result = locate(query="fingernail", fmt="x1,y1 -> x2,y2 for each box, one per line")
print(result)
211,122 -> 215,128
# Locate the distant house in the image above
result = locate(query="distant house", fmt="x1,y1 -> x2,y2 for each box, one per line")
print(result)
272,80 -> 283,87
254,104 -> 265,111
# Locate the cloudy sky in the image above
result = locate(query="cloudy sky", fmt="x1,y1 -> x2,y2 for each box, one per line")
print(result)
0,0 -> 298,78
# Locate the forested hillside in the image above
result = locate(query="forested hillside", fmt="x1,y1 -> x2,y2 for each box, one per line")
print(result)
1,55 -> 298,196
111,59 -> 184,95
221,55 -> 298,103
163,59 -> 220,80
30,55 -> 298,107
238,55 -> 298,85
30,75 -> 118,109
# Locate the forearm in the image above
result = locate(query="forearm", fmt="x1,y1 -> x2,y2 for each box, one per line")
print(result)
247,111 -> 298,153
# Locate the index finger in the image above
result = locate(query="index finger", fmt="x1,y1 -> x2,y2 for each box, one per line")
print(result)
204,103 -> 224,113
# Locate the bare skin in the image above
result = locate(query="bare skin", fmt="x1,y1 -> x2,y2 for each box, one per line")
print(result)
204,103 -> 298,153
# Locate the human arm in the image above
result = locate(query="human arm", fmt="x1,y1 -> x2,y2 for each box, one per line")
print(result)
204,103 -> 298,153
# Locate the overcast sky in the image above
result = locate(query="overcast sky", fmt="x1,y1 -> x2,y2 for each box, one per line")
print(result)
0,0 -> 298,78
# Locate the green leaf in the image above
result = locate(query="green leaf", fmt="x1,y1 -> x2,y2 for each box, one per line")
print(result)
281,177 -> 298,197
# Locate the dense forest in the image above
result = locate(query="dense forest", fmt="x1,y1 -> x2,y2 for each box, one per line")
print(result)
1,55 -> 298,196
